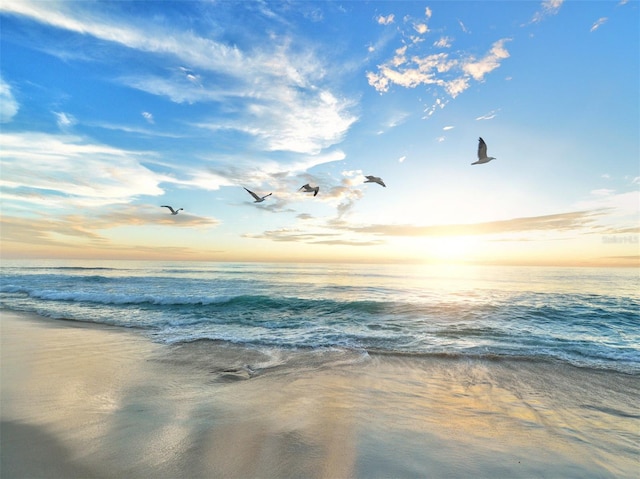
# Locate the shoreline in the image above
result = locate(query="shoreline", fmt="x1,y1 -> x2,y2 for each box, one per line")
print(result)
2,310 -> 638,478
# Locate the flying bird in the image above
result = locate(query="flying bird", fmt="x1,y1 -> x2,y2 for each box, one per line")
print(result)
364,175 -> 386,187
244,187 -> 272,203
161,205 -> 183,215
299,183 -> 320,196
472,137 -> 496,165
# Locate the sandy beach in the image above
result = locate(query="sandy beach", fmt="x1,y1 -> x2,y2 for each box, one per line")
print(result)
1,309 -> 638,478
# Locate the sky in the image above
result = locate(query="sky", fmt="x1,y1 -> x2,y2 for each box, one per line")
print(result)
1,0 -> 638,266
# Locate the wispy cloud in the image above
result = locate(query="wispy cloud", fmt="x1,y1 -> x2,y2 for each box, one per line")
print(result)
433,36 -> 453,48
476,109 -> 500,120
590,17 -> 607,32
141,111 -> 154,124
54,111 -> 76,129
344,210 -> 606,238
0,77 -> 19,123
530,0 -> 564,24
0,132 -> 166,208
1,1 -> 357,156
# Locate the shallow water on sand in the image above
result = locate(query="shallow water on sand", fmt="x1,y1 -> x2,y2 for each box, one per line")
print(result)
2,311 -> 638,478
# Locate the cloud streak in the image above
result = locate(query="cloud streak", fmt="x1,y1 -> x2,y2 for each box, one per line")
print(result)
0,132 -> 165,207
1,1 -> 357,156
342,210 -> 608,238
0,77 -> 19,123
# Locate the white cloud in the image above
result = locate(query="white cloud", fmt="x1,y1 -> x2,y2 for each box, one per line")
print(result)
425,7 -> 432,19
0,77 -> 19,123
433,36 -> 453,48
0,132 -> 166,207
142,111 -> 154,124
377,14 -> 395,25
1,1 -> 357,156
367,39 -> 510,100
531,0 -> 564,23
398,155 -> 406,163
462,39 -> 511,81
590,17 -> 607,32
414,23 -> 428,34
476,109 -> 500,120
443,126 -> 454,131
54,111 -> 76,129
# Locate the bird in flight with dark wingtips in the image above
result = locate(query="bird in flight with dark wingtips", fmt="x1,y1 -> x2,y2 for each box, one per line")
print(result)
472,137 -> 497,165
244,187 -> 272,203
364,175 -> 386,187
299,184 -> 320,196
161,205 -> 183,215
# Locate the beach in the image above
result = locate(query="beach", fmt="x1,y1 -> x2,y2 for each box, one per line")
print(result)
1,309 -> 638,478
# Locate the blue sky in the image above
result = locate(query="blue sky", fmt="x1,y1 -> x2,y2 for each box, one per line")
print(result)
1,0 -> 638,265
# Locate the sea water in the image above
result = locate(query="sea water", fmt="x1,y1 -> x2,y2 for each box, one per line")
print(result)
1,260 -> 638,375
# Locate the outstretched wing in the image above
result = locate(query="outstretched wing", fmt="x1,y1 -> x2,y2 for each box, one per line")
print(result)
243,187 -> 261,201
478,137 -> 488,160
161,205 -> 175,214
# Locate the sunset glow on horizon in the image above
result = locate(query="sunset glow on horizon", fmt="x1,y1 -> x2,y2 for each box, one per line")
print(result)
1,1 -> 638,267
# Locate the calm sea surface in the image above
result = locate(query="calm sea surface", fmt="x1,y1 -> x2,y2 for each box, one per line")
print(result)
1,260 -> 638,374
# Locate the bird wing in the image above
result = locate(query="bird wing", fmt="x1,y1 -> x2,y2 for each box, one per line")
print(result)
478,137 -> 488,159
313,187 -> 319,196
244,187 -> 261,201
299,183 -> 310,191
161,205 -> 175,213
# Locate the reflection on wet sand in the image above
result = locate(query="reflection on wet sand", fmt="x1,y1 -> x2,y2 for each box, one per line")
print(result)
2,311 -> 638,478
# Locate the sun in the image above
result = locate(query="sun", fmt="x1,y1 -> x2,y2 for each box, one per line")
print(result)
426,236 -> 483,264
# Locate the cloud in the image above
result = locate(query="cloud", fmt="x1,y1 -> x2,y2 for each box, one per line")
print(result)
398,155 -> 406,163
2,1 -> 357,156
414,23 -> 428,34
531,0 -> 564,23
462,39 -> 511,81
341,210 -> 607,238
443,125 -> 454,131
54,111 -> 76,129
0,132 -> 166,208
141,111 -> 154,124
590,17 -> 607,32
245,228 -> 384,247
425,7 -> 432,19
476,109 -> 500,120
367,39 -> 510,102
433,36 -> 453,48
377,14 -> 395,25
0,77 -> 19,123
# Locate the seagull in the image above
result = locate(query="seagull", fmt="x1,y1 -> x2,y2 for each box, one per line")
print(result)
244,187 -> 272,203
299,183 -> 320,196
161,205 -> 183,215
472,137 -> 496,165
364,175 -> 386,187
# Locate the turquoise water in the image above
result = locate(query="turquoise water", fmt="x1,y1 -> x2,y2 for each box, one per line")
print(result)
1,260 -> 638,374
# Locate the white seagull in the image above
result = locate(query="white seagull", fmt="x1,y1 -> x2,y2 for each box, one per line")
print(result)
244,187 -> 272,203
364,175 -> 386,187
161,205 -> 183,215
299,183 -> 320,196
472,137 -> 496,165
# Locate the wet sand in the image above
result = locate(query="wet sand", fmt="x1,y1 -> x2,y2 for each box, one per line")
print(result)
1,310 -> 638,478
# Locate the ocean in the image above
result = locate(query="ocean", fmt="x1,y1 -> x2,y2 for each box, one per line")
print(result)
1,260 -> 638,375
